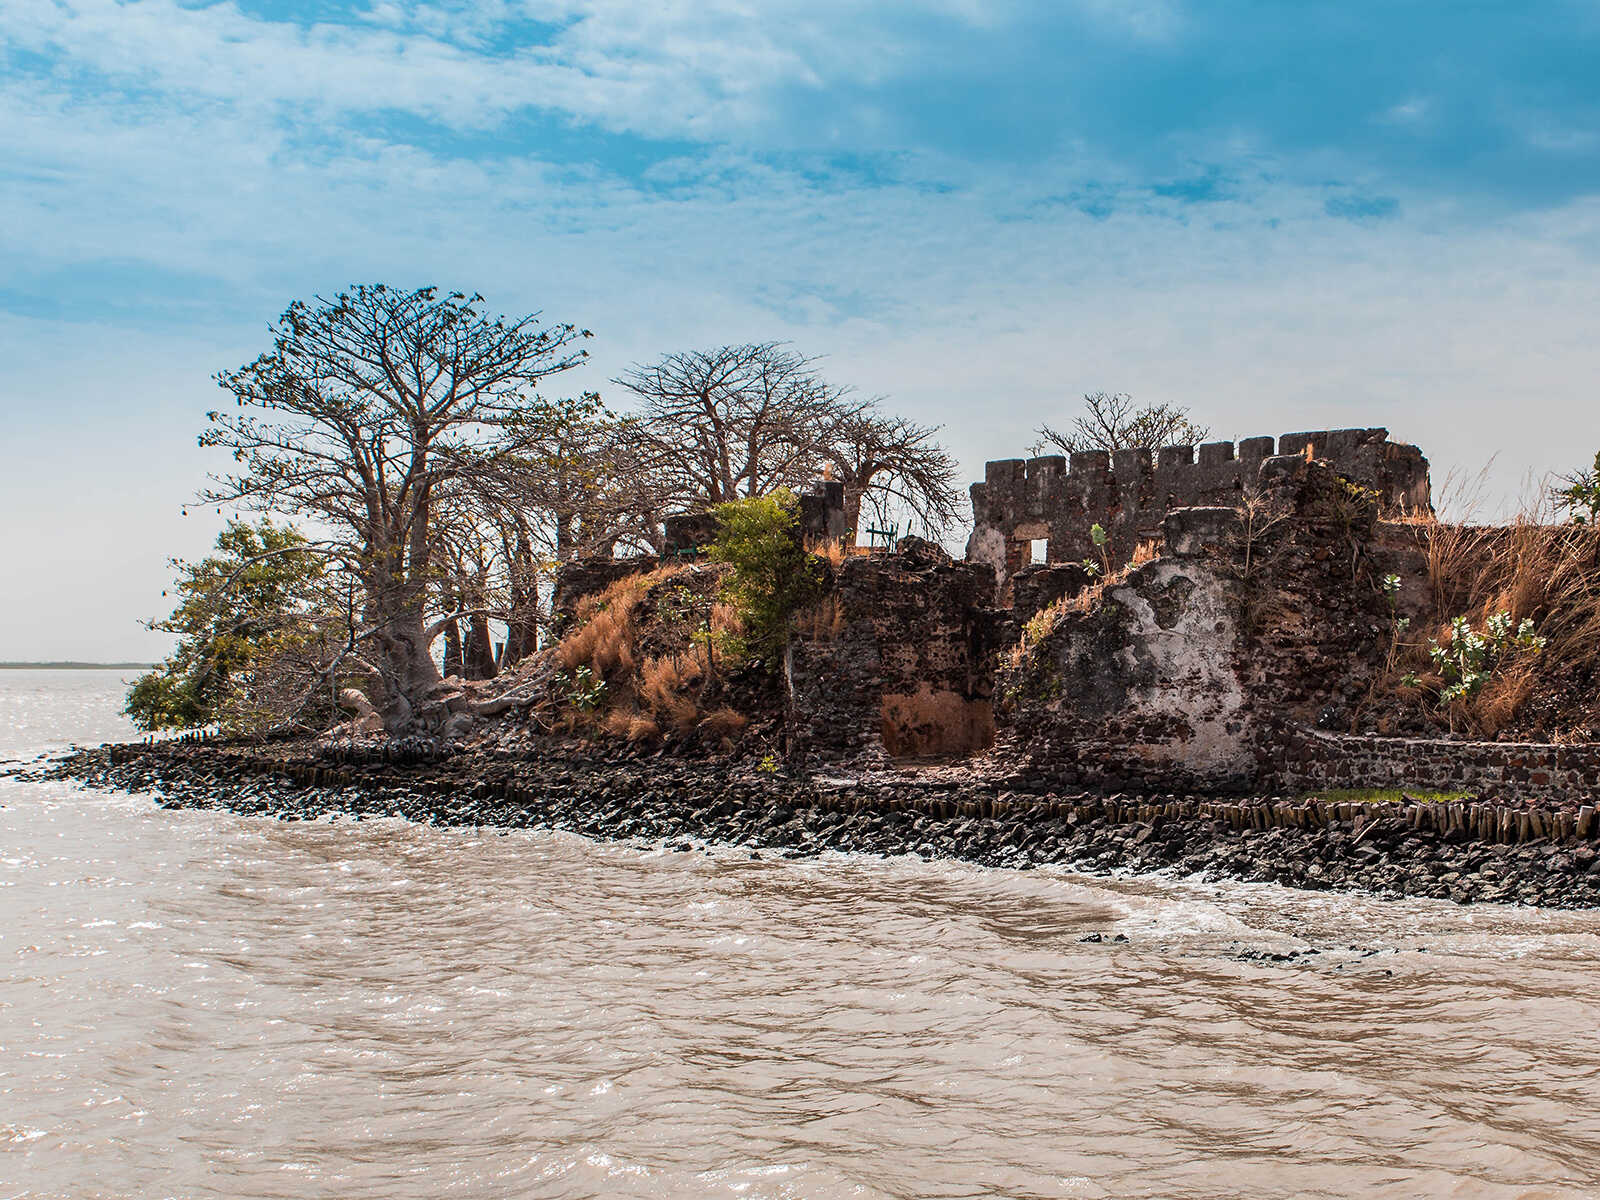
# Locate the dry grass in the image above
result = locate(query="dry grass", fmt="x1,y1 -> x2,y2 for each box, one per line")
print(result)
550,563 -> 768,742
698,707 -> 750,737
1131,538 -> 1160,567
598,708 -> 664,742
637,650 -> 706,732
809,537 -> 848,569
1398,505 -> 1600,735
795,595 -> 845,641
600,708 -> 636,738
558,571 -> 668,673
639,651 -> 705,710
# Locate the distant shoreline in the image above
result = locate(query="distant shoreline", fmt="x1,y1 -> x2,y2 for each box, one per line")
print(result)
0,663 -> 153,670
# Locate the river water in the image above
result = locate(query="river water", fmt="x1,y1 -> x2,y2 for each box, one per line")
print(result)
3,670 -> 1600,1198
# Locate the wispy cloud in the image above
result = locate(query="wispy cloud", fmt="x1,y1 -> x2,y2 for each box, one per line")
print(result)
3,1 -> 1600,656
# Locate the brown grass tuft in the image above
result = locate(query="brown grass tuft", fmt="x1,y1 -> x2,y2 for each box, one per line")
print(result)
810,538 -> 848,569
639,651 -> 705,714
601,708 -> 637,738
796,595 -> 845,641
698,707 -> 750,737
558,567 -> 690,674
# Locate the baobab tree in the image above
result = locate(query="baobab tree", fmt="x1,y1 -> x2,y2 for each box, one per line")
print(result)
615,343 -> 961,541
202,284 -> 590,729
615,343 -> 861,509
824,410 -> 962,539
1031,392 -> 1209,457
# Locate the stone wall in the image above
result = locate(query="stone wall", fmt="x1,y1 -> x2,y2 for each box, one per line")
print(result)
996,516 -> 1256,792
786,540 -> 997,762
662,479 -> 850,556
993,455 -> 1411,792
967,427 -> 1430,600
1267,725 -> 1600,804
550,557 -> 660,630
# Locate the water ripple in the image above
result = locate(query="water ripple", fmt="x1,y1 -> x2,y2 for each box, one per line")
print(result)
3,671 -> 1599,1198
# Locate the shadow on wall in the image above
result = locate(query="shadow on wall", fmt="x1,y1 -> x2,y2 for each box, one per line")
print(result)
881,687 -> 995,758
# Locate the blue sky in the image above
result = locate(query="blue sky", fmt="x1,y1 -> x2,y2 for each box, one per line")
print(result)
3,0 -> 1599,658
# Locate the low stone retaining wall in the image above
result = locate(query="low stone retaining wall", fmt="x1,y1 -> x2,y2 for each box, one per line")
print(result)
1268,725 -> 1600,806
45,738 -> 1600,906
106,735 -> 1600,848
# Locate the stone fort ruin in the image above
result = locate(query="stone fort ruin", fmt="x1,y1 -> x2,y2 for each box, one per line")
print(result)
967,427 -> 1431,599
551,422 -> 1600,804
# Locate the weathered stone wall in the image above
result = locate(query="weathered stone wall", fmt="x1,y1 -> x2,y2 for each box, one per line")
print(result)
1268,725 -> 1600,804
786,540 -> 998,762
662,479 -> 850,556
994,455 -> 1410,792
550,557 -> 660,630
967,427 -> 1430,600
996,515 -> 1256,792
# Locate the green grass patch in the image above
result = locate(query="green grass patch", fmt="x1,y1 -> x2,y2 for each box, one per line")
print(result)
1298,787 -> 1474,805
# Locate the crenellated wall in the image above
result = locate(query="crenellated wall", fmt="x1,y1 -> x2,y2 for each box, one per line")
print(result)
967,427 -> 1430,599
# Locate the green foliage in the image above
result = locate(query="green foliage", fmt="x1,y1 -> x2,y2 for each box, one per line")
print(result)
125,520 -> 330,732
1553,451 -> 1600,525
1426,612 -> 1546,704
556,665 -> 607,711
757,752 -> 780,774
705,490 -> 822,661
1298,788 -> 1472,805
1081,522 -> 1111,577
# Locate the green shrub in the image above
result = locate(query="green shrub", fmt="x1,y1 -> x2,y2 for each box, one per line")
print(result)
1412,611 -> 1546,704
125,519 -> 332,732
1553,451 -> 1600,525
555,665 -> 607,711
705,491 -> 823,662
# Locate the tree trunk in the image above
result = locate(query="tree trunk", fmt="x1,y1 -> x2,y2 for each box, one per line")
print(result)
465,614 -> 498,680
366,570 -> 445,731
842,477 -> 867,543
503,530 -> 539,667
442,617 -> 463,679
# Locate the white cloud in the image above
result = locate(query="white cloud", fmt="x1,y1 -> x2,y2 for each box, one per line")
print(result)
5,0 -> 1600,656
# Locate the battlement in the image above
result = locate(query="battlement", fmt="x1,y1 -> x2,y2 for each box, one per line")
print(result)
966,427 -> 1430,597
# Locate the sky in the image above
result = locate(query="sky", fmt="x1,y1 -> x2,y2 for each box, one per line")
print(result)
3,0 -> 1599,660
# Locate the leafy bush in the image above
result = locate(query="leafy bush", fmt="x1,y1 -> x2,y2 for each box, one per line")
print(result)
705,490 -> 822,661
1553,451 -> 1600,525
1411,611 -> 1547,704
126,519 -> 333,732
555,665 -> 608,711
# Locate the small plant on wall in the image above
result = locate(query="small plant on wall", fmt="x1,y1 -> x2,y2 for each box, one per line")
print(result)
1405,611 -> 1546,705
1080,522 -> 1111,578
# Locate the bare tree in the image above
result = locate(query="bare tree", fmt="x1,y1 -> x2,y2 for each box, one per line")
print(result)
203,284 -> 590,730
823,410 -> 963,539
1031,392 -> 1209,457
615,344 -> 862,509
498,393 -> 669,559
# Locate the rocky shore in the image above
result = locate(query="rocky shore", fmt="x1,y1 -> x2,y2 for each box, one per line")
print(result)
20,738 -> 1600,909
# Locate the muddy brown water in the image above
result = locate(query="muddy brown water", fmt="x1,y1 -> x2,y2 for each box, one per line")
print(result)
3,670 -> 1599,1199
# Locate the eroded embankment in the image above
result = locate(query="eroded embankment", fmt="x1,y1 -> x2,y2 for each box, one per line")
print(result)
22,738 -> 1600,909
